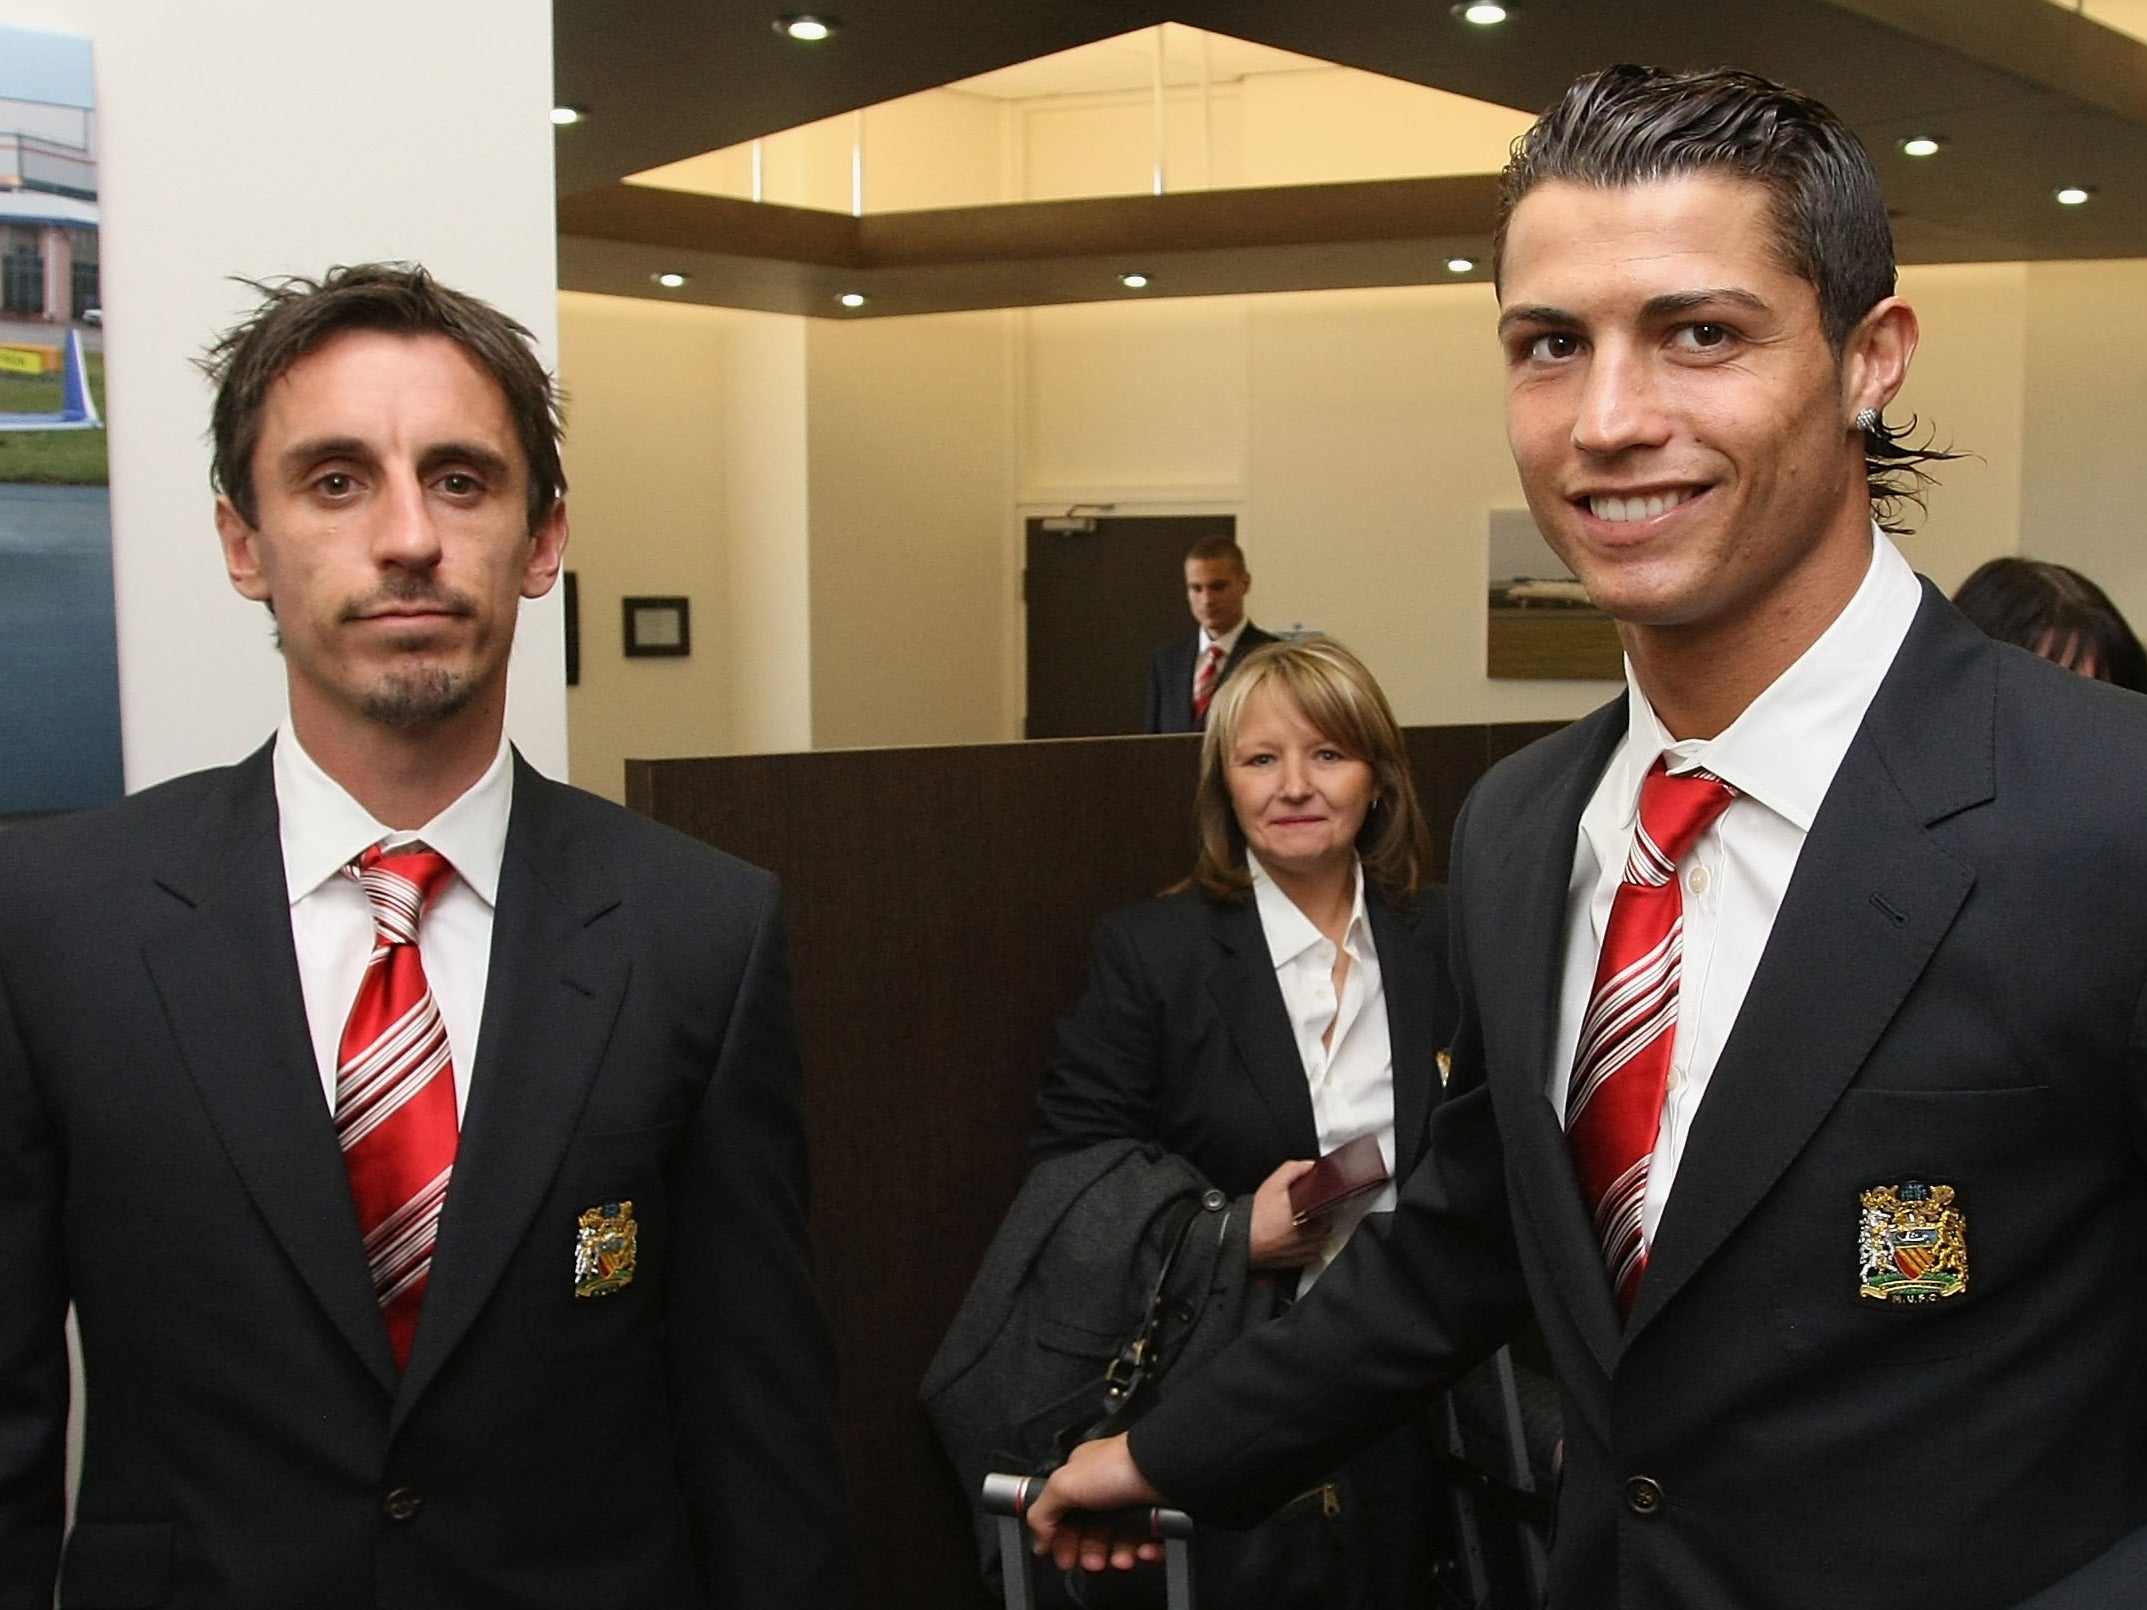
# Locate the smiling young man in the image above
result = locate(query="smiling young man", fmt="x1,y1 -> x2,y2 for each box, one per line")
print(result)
1031,68 -> 2147,1609
1146,536 -> 1278,732
0,265 -> 849,1609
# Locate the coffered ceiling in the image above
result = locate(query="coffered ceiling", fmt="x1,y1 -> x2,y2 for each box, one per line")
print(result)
554,0 -> 2147,317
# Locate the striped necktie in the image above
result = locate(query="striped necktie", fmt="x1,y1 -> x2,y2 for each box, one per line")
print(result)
1192,642 -> 1226,722
336,842 -> 459,1368
1566,760 -> 1738,1321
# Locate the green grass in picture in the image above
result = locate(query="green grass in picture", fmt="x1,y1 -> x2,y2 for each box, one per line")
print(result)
0,351 -> 110,486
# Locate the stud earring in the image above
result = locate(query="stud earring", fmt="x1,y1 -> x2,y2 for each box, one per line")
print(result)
1854,407 -> 1881,433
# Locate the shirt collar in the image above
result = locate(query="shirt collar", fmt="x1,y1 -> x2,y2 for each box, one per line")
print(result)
1203,617 -> 1252,657
1609,528 -> 1921,834
272,719 -> 515,907
1248,853 -> 1372,969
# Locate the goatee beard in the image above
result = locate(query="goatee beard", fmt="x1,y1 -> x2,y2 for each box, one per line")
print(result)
361,669 -> 476,728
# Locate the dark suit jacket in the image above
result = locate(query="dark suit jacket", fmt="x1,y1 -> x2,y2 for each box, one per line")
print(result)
1145,624 -> 1279,735
1031,882 -> 1456,1210
1128,586 -> 2147,1610
0,743 -> 849,1610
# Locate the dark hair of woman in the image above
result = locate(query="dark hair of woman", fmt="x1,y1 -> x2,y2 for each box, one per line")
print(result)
1952,557 -> 2147,693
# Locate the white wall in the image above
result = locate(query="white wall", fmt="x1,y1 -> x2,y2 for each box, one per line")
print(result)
3,0 -> 566,788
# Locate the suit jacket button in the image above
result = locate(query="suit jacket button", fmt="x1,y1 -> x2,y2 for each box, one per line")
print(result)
1625,1476 -> 1663,1516
383,1486 -> 424,1522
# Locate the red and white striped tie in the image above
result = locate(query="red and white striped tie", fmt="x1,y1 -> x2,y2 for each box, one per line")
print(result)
337,843 -> 459,1368
1566,760 -> 1738,1321
1192,642 -> 1226,723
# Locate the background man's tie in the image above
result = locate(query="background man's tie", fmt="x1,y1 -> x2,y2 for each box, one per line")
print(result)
336,843 -> 459,1368
1192,642 -> 1226,722
1566,760 -> 1738,1320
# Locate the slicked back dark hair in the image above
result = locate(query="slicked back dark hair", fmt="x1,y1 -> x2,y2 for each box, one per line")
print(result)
200,262 -> 566,534
1494,65 -> 1957,533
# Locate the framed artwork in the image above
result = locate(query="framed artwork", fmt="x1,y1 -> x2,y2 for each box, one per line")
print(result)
1484,508 -> 1621,681
563,571 -> 580,686
622,595 -> 690,658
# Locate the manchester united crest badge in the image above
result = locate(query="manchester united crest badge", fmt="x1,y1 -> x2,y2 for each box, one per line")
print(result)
573,1200 -> 638,1298
1857,1179 -> 1967,1303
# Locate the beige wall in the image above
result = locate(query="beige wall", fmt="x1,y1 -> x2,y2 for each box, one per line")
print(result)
2020,260 -> 2147,623
562,70 -> 2147,789
557,254 -> 2147,788
805,310 -> 1016,751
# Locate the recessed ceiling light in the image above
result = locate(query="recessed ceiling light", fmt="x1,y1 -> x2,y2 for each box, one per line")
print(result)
1900,136 -> 1942,158
1453,2 -> 1509,23
551,105 -> 588,127
651,271 -> 688,289
1118,273 -> 1150,290
1445,257 -> 1476,274
2055,185 -> 2094,206
774,14 -> 837,41
837,291 -> 867,308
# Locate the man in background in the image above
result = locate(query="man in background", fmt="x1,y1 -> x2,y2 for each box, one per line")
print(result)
0,264 -> 849,1609
1036,65 -> 2147,1609
1145,534 -> 1276,732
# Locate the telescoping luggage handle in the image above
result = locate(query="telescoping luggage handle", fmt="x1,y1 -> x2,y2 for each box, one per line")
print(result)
980,1471 -> 1196,1610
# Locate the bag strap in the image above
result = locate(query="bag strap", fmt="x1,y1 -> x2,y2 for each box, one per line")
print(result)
1088,1187 -> 1228,1439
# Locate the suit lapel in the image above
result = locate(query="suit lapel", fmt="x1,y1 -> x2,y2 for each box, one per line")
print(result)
140,745 -> 400,1391
1631,590 -> 1991,1336
395,760 -> 629,1416
1206,897 -> 1320,1158
1368,895 -> 1437,1177
1485,703 -> 1632,1377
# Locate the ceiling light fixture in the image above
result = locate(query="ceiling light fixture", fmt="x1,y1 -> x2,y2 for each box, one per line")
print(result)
1445,257 -> 1476,274
1118,273 -> 1150,290
1900,136 -> 1942,158
774,14 -> 837,41
551,105 -> 588,127
837,291 -> 867,308
651,271 -> 688,289
1452,2 -> 1509,24
2055,185 -> 2094,206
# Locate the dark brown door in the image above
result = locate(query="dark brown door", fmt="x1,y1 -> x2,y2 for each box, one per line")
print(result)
1024,513 -> 1234,738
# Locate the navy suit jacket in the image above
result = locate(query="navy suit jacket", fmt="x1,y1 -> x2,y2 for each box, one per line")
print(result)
1145,624 -> 1279,734
0,743 -> 850,1610
1129,585 -> 2147,1609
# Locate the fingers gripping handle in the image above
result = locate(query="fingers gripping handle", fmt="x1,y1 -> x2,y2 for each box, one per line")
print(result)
981,1472 -> 1196,1610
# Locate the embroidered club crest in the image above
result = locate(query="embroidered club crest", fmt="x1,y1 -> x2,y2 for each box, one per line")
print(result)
1857,1179 -> 1967,1303
573,1200 -> 638,1298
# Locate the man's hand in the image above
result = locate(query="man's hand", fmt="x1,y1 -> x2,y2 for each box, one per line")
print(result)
1025,1434 -> 1169,1572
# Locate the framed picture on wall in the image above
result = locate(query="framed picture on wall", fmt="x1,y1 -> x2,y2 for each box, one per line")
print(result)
1484,509 -> 1621,680
563,571 -> 580,685
622,595 -> 691,658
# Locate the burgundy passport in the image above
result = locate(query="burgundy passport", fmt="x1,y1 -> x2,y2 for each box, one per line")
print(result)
1287,1132 -> 1390,1225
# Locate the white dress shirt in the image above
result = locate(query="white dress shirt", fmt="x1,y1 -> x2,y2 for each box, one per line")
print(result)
1249,854 -> 1396,1286
274,722 -> 513,1118
1549,531 -> 1922,1246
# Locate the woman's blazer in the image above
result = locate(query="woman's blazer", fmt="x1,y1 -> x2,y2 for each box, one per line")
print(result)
1031,883 -> 1458,1201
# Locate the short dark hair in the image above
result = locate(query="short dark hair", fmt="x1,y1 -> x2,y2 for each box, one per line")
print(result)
1186,635 -> 1429,906
1186,535 -> 1247,571
1494,65 -> 1957,533
1952,557 -> 2147,693
200,262 -> 566,534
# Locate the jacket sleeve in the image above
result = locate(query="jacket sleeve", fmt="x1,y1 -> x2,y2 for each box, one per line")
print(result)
663,882 -> 853,1609
0,932 -> 68,1609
